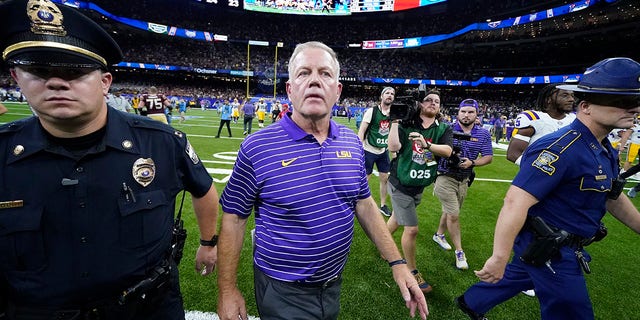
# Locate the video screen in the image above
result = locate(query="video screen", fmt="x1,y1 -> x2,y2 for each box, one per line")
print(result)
193,0 -> 242,9
244,0 -> 351,15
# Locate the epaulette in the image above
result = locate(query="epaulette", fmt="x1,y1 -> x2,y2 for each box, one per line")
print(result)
0,118 -> 30,134
544,130 -> 581,154
127,116 -> 186,140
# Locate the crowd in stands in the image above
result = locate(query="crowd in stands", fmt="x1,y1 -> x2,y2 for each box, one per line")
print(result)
2,0 -> 636,133
90,0 -> 637,81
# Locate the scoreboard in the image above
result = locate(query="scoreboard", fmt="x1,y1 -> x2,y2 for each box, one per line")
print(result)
351,0 -> 445,12
362,37 -> 421,49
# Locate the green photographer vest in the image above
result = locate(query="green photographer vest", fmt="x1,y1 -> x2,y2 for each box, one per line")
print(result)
392,120 -> 449,188
365,106 -> 390,149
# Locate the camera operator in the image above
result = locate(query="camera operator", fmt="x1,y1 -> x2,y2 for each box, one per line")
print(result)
386,89 -> 453,293
431,99 -> 493,270
358,87 -> 395,217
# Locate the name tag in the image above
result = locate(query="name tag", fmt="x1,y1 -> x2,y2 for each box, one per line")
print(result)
595,175 -> 607,181
0,200 -> 24,209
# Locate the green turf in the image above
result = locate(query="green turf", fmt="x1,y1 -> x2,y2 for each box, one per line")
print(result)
2,101 -> 639,319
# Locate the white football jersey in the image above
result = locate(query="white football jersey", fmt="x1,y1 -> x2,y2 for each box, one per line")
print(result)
514,110 -> 576,144
628,123 -> 640,144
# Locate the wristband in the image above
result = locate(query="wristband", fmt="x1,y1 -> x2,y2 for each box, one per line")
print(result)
470,159 -> 476,167
388,259 -> 407,267
426,141 -> 432,150
200,234 -> 218,247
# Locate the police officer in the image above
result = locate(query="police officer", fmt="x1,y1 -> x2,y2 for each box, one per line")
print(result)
0,1 -> 219,319
456,57 -> 640,320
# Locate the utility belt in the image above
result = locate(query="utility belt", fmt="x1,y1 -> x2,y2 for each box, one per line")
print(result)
6,261 -> 174,320
519,216 -> 607,275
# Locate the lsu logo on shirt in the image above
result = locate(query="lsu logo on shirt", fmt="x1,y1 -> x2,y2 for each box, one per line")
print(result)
336,151 -> 352,158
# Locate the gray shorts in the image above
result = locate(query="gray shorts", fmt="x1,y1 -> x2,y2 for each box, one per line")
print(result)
387,183 -> 423,226
433,175 -> 469,215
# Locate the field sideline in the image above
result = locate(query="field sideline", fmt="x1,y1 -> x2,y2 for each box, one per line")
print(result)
2,102 -> 640,319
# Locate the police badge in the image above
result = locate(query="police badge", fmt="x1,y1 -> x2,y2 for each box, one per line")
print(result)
132,158 -> 156,187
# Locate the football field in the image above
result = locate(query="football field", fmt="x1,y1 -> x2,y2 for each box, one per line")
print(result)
2,102 -> 639,319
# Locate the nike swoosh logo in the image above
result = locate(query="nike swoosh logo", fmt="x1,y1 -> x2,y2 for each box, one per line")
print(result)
281,157 -> 299,167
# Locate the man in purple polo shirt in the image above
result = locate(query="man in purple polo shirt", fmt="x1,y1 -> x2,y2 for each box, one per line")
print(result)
432,99 -> 493,270
216,41 -> 428,320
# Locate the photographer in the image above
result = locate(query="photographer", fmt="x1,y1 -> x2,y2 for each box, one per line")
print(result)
431,99 -> 493,270
358,87 -> 395,217
386,89 -> 453,293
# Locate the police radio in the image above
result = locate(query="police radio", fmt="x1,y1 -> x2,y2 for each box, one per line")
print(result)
609,163 -> 640,199
172,190 -> 188,265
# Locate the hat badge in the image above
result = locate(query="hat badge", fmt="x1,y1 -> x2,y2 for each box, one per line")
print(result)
27,0 -> 67,37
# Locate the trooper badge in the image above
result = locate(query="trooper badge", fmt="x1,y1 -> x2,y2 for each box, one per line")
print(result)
132,158 -> 156,187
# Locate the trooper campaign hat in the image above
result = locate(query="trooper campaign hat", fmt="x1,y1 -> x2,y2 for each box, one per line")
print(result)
557,57 -> 640,95
0,0 -> 123,69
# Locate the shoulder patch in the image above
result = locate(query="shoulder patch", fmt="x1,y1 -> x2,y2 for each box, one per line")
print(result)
185,140 -> 200,165
532,150 -> 559,175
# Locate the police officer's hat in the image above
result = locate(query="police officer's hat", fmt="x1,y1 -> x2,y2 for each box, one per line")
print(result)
0,0 -> 123,69
557,57 -> 640,96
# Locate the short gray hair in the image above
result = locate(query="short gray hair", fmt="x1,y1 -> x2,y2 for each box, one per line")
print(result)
288,41 -> 340,78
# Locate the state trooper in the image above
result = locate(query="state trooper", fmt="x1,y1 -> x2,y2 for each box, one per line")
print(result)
457,57 -> 640,320
0,0 -> 219,319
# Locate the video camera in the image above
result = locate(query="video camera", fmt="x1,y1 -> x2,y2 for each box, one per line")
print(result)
389,84 -> 428,121
446,131 -> 472,169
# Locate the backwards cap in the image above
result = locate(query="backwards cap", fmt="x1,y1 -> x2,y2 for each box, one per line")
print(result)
459,98 -> 479,111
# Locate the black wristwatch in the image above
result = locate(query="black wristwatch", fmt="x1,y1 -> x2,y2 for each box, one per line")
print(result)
200,234 -> 218,247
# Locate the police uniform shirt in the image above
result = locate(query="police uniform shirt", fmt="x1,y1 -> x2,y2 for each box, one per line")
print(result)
512,119 -> 617,239
0,109 -> 212,306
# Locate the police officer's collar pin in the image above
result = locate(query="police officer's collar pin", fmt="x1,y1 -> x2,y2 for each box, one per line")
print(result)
122,140 -> 133,149
13,145 -> 25,156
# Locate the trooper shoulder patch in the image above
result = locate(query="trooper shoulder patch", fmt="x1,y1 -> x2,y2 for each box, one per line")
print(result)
532,150 -> 559,176
185,140 -> 200,165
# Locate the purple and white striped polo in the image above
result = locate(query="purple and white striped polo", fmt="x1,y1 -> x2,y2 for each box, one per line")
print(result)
221,114 -> 371,283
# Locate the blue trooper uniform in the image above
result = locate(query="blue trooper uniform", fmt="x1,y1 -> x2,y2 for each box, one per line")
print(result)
462,119 -> 617,320
0,109 -> 213,318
